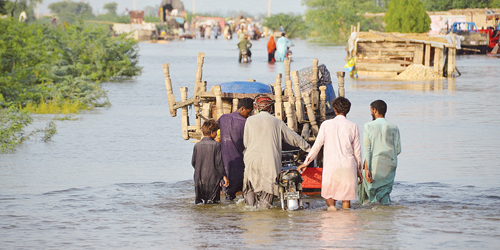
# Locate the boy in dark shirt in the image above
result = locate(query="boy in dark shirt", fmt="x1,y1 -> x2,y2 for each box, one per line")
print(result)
191,119 -> 229,204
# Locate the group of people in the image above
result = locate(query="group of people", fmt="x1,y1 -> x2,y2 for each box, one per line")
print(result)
191,96 -> 401,210
237,32 -> 293,63
266,33 -> 293,62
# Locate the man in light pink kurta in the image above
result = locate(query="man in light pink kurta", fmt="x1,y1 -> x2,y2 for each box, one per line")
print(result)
298,97 -> 362,210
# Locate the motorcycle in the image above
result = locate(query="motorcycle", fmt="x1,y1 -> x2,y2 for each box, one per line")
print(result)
275,150 -> 304,210
286,47 -> 293,61
240,49 -> 249,63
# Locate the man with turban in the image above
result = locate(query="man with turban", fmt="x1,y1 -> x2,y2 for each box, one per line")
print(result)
242,95 -> 311,208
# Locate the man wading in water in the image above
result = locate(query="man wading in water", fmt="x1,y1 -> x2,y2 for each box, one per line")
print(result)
217,98 -> 254,201
358,100 -> 401,205
242,95 -> 310,208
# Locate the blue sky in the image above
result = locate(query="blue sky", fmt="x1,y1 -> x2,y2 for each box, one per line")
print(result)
38,0 -> 307,16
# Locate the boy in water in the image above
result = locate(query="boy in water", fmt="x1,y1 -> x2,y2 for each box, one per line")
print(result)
191,119 -> 229,204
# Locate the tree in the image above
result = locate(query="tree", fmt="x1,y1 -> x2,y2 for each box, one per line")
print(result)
262,13 -> 307,38
3,0 -> 42,20
385,0 -> 430,33
103,2 -> 117,15
492,0 -> 500,8
421,0 -> 453,11
0,0 -> 7,15
304,0 -> 386,42
452,0 -> 490,9
48,1 -> 92,16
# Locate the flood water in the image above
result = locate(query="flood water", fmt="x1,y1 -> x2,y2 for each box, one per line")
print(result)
1,38 -> 500,249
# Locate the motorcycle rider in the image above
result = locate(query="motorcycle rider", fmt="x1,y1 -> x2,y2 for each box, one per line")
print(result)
238,34 -> 252,63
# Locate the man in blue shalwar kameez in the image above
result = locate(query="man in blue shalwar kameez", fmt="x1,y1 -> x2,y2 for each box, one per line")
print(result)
217,98 -> 254,200
358,100 -> 401,205
275,33 -> 293,62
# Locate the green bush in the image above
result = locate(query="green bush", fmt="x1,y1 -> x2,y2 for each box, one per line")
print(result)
0,107 -> 32,152
304,0 -> 386,43
385,0 -> 430,33
0,18 -> 141,108
0,18 -> 142,151
262,13 -> 307,39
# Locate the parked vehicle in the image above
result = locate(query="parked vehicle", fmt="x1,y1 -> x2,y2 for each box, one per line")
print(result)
448,22 -> 489,54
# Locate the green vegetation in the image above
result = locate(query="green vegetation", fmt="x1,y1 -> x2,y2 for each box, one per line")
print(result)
262,13 -> 307,38
422,0 -> 500,11
0,107 -> 32,152
385,0 -> 431,33
303,0 -> 386,43
0,17 -> 141,152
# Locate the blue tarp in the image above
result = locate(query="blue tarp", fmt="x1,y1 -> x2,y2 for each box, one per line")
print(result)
219,81 -> 273,94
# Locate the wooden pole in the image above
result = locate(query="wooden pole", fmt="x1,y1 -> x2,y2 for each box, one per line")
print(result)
273,73 -> 283,120
162,63 -> 177,117
302,92 -> 318,136
425,44 -> 431,67
357,22 -> 360,32
284,59 -> 292,96
267,0 -> 271,18
447,36 -> 456,77
194,52 -> 205,103
193,53 -> 205,134
311,58 -> 320,111
414,44 -> 424,65
319,86 -> 327,123
292,71 -> 304,123
202,102 -> 211,120
180,87 -> 189,140
434,47 -> 444,77
214,85 -> 224,120
284,102 -> 296,132
232,98 -> 239,113
337,71 -> 345,97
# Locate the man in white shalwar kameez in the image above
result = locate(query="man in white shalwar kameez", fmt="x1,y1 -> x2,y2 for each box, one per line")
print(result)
298,97 -> 362,210
243,95 -> 311,208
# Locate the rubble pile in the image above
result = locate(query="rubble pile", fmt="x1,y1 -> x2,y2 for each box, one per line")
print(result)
394,64 -> 444,80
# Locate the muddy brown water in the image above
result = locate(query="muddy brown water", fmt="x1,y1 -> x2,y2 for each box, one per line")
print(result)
1,39 -> 499,249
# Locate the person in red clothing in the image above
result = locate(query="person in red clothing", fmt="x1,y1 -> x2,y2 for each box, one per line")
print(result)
267,36 -> 276,62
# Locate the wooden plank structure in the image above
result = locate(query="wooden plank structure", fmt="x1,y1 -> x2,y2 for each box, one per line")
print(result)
347,30 -> 459,77
162,52 -> 346,142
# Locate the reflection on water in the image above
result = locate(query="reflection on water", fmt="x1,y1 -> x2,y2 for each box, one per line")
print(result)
1,40 -> 500,248
318,211 -> 360,248
352,79 -> 456,92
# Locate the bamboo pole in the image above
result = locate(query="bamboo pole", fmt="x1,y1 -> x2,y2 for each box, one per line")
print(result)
162,63 -> 177,117
319,86 -> 327,123
302,92 -> 318,136
337,71 -> 345,97
180,87 -> 189,140
214,85 -> 224,120
311,59 -> 319,111
273,73 -> 283,120
292,71 -> 304,123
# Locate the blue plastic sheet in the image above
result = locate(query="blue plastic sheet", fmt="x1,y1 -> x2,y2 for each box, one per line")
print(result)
219,81 -> 273,94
